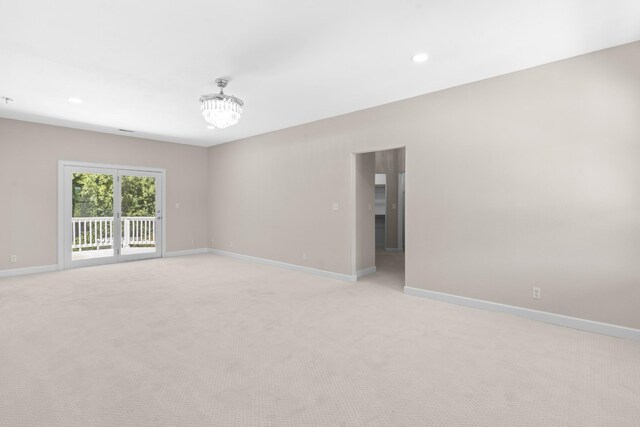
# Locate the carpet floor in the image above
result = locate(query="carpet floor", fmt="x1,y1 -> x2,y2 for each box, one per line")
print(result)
1,253 -> 639,426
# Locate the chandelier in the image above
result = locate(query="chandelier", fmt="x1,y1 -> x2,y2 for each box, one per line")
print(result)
200,78 -> 244,129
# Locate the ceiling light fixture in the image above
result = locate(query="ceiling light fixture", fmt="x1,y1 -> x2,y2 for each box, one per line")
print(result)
412,53 -> 429,63
200,78 -> 244,129
68,97 -> 83,104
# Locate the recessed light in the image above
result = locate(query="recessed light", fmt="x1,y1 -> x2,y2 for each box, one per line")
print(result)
68,97 -> 84,104
412,53 -> 429,63
207,125 -> 216,130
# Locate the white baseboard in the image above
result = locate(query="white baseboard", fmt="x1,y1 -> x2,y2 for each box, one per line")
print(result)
384,248 -> 403,253
165,248 -> 209,257
0,264 -> 58,278
404,286 -> 640,342
356,266 -> 376,278
208,248 -> 356,282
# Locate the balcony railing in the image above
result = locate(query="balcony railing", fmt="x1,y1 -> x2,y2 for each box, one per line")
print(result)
72,216 -> 155,251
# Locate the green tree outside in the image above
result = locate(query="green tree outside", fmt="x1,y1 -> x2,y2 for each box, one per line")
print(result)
73,173 -> 114,217
121,176 -> 156,217
72,173 -> 155,217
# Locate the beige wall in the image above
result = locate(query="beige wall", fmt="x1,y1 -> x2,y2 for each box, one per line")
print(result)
208,42 -> 640,329
0,119 -> 209,270
207,128 -> 353,273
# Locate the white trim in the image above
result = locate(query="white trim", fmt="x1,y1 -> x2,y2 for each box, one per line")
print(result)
161,171 -> 167,257
165,248 -> 209,257
352,145 -> 406,154
0,265 -> 58,278
404,286 -> 640,342
350,153 -> 357,276
384,178 -> 388,251
59,160 -> 167,174
208,248 -> 357,282
356,266 -> 376,278
57,162 -> 64,269
398,172 -> 405,251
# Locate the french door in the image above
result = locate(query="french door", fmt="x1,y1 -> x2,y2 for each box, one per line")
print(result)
62,164 -> 163,269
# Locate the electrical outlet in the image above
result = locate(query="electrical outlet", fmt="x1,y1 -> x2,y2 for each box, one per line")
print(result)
302,252 -> 307,260
229,241 -> 233,247
332,202 -> 339,211
532,287 -> 541,300
10,254 -> 17,263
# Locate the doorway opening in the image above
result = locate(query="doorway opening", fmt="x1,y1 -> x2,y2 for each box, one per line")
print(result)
58,161 -> 166,269
353,147 -> 405,290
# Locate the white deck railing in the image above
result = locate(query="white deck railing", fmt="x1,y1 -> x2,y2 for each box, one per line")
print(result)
72,216 -> 155,250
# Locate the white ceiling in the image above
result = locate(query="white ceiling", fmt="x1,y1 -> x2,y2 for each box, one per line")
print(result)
1,0 -> 639,147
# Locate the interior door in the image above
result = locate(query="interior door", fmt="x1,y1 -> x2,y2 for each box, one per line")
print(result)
63,165 -> 162,268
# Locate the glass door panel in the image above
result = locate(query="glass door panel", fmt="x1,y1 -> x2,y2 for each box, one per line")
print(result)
71,172 -> 115,260
65,166 -> 118,268
119,171 -> 161,261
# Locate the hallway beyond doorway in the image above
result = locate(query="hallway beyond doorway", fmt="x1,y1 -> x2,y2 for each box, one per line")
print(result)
359,251 -> 404,292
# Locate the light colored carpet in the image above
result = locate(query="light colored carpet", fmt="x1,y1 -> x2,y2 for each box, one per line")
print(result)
1,253 -> 639,426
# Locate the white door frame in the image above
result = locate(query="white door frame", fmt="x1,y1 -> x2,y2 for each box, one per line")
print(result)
350,146 -> 406,277
57,160 -> 167,270
398,172 -> 405,251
